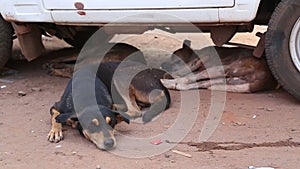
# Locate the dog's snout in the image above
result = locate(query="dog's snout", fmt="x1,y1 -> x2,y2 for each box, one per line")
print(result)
104,138 -> 115,149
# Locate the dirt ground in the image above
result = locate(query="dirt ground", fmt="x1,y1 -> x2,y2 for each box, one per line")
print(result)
1,26 -> 300,169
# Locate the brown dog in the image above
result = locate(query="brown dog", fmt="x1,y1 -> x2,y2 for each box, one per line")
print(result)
160,40 -> 277,93
44,43 -> 146,78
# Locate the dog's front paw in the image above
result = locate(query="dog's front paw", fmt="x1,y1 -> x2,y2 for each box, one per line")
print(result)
48,108 -> 63,142
47,124 -> 63,143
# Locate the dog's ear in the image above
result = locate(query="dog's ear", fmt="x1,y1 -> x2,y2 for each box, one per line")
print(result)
99,106 -> 130,127
183,40 -> 191,48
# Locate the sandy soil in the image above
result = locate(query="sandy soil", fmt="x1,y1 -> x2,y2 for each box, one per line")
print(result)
0,26 -> 300,169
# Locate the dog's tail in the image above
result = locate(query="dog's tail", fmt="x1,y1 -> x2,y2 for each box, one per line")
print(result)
142,87 -> 171,123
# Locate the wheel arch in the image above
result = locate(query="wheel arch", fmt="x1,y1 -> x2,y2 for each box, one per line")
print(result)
254,0 -> 281,25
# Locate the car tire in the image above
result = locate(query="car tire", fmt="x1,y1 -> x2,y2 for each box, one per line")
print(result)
0,15 -> 13,68
265,0 -> 300,100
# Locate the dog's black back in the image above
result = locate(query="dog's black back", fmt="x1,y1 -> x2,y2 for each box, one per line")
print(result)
52,77 -> 113,122
97,61 -> 171,122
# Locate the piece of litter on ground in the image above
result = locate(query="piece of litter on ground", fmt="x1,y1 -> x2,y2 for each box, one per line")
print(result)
266,108 -> 275,111
18,91 -> 26,96
232,121 -> 246,126
55,145 -> 62,148
248,166 -> 274,169
164,125 -> 171,129
172,150 -> 192,158
252,115 -> 257,119
72,151 -> 77,155
150,139 -> 162,145
31,87 -> 42,92
31,130 -> 35,133
96,164 -> 101,169
164,154 -> 170,158
0,85 -> 6,89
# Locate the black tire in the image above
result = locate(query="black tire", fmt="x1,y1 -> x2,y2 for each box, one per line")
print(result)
265,0 -> 300,100
0,15 -> 13,68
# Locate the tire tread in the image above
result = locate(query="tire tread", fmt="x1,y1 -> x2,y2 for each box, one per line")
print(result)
265,0 -> 300,100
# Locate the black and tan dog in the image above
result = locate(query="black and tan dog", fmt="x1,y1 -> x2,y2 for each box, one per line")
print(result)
48,65 -> 129,150
48,43 -> 170,150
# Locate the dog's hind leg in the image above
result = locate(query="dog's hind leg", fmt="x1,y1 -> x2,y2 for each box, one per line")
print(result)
142,89 -> 171,123
125,85 -> 143,118
48,109 -> 64,142
161,65 -> 227,88
112,80 -> 142,119
170,58 -> 204,77
112,104 -> 127,111
164,78 -> 226,90
207,77 -> 251,92
208,83 -> 251,93
161,65 -> 229,90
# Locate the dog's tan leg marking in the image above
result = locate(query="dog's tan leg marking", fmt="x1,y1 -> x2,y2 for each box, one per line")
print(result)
124,85 -> 142,118
47,109 -> 63,143
113,77 -> 142,119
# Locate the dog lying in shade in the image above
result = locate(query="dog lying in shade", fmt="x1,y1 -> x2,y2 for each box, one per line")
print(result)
44,43 -> 146,78
160,40 -> 277,93
48,43 -> 170,150
48,68 -> 129,150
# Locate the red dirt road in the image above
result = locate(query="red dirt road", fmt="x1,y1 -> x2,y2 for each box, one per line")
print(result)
1,27 -> 300,169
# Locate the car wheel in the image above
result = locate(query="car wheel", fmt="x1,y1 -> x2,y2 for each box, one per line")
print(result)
0,15 -> 13,68
265,0 -> 300,100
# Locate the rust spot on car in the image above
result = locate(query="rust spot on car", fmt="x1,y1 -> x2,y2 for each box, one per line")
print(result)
77,11 -> 86,16
74,2 -> 84,10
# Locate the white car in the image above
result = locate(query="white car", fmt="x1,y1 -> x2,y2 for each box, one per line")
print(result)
0,0 -> 299,100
